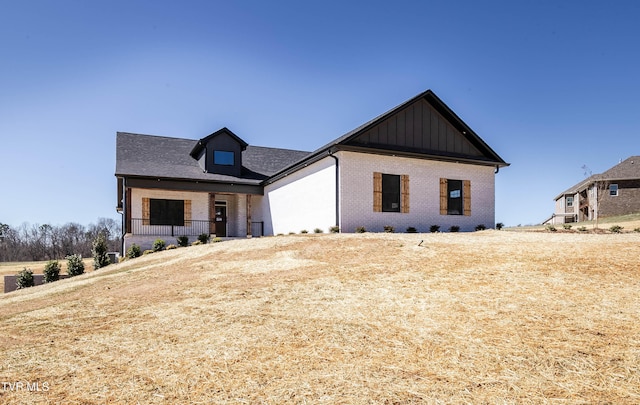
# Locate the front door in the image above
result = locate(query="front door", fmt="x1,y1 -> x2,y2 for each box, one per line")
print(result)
215,205 -> 227,237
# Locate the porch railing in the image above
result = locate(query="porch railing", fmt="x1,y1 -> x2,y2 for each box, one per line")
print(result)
128,219 -> 264,237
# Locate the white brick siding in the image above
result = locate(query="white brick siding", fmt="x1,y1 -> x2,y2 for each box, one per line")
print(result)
262,157 -> 337,235
336,151 -> 496,232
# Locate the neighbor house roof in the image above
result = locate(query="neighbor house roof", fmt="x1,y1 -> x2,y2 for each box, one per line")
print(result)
115,132 -> 310,185
553,156 -> 640,200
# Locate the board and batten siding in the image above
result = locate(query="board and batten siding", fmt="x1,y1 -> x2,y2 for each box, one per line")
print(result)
336,151 -> 495,233
261,157 -> 337,235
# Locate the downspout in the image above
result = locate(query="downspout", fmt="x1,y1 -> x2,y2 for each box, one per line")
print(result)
328,151 -> 340,231
495,165 -> 500,174
120,177 -> 126,255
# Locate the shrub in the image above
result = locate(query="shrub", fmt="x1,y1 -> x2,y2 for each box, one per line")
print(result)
406,227 -> 417,233
300,229 -> 309,234
198,233 -> 210,244
475,224 -> 487,231
66,254 -> 85,276
152,239 -> 166,252
577,226 -> 588,232
92,234 -> 110,270
191,240 -> 202,246
563,224 -> 572,230
329,226 -> 340,233
212,237 -> 223,243
288,232 -> 295,235
314,228 -> 324,233
126,244 -> 141,259
609,225 -> 623,233
43,260 -> 61,283
429,225 -> 440,233
143,249 -> 154,255
449,225 -> 460,232
16,268 -> 34,289
495,222 -> 504,230
546,225 -> 557,232
355,226 -> 366,233
383,225 -> 395,233
166,244 -> 178,250
177,235 -> 189,247
634,227 -> 640,233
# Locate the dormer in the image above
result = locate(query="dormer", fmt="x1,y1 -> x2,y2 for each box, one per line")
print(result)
189,127 -> 248,177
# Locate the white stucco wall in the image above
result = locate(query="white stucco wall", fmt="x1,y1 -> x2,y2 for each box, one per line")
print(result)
336,151 -> 496,232
262,157 -> 337,235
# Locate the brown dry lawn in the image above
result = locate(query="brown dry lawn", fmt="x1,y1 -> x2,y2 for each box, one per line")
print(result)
0,231 -> 639,404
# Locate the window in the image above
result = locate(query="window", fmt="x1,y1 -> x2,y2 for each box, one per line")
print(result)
382,174 -> 400,212
373,172 -> 409,213
447,179 -> 463,215
150,199 -> 184,226
440,178 -> 471,216
567,196 -> 574,207
610,184 -> 618,196
214,150 -> 234,166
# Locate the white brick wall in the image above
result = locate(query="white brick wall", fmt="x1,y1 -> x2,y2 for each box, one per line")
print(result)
262,157 -> 337,235
336,151 -> 496,232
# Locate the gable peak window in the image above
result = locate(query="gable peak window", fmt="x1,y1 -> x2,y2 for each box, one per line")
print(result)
214,150 -> 235,166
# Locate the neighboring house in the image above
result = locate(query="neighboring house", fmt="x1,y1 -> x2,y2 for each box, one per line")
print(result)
546,156 -> 640,224
115,89 -> 509,251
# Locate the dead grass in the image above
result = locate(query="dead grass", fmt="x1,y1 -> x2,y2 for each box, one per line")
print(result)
0,258 -> 93,292
1,232 -> 639,404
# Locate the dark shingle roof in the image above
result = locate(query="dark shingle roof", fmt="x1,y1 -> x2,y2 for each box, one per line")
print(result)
554,156 -> 640,199
115,132 -> 310,184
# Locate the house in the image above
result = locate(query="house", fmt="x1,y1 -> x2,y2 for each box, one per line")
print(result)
115,90 -> 509,251
545,156 -> 640,224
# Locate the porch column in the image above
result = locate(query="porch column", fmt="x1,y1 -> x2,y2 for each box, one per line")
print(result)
209,193 -> 216,235
246,194 -> 252,237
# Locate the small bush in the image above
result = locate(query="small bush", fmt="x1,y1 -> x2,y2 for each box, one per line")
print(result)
92,234 -> 110,270
288,232 -> 295,235
191,240 -> 202,246
16,268 -> 34,289
198,233 -> 210,244
475,224 -> 486,231
166,244 -> 178,250
66,254 -> 85,276
449,225 -> 460,232
152,239 -> 166,252
577,226 -> 587,232
429,225 -> 440,233
329,226 -> 340,233
634,227 -> 640,233
609,225 -> 623,233
355,226 -> 366,233
43,260 -> 61,283
143,249 -> 154,255
546,225 -> 557,232
563,224 -> 572,230
314,228 -> 323,233
126,244 -> 141,259
177,235 -> 189,247
300,229 -> 309,234
383,225 -> 395,233
495,222 -> 504,230
212,237 -> 223,243
406,227 -> 417,233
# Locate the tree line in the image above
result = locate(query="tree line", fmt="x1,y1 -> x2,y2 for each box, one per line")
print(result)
0,218 -> 121,262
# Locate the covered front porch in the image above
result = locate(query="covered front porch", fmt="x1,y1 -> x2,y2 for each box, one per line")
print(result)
121,187 -> 263,252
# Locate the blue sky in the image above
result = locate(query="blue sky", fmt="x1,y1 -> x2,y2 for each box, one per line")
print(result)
1,0 -> 639,228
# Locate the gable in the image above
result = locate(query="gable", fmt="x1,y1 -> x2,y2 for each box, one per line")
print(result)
346,98 -> 484,158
